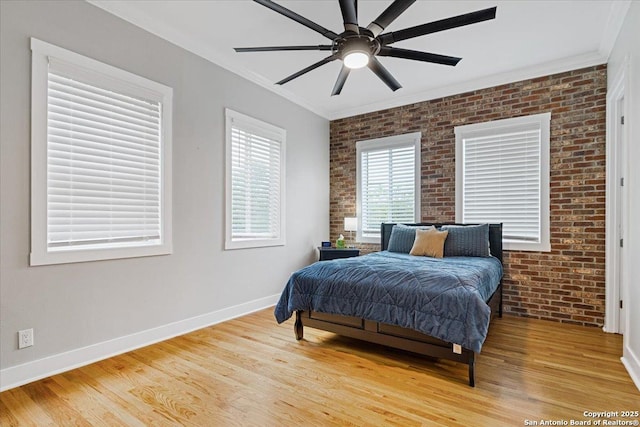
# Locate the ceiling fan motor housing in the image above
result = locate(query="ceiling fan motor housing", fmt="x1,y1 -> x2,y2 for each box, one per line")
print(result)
334,29 -> 381,60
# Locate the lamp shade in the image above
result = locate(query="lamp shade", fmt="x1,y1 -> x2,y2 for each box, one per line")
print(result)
344,217 -> 358,232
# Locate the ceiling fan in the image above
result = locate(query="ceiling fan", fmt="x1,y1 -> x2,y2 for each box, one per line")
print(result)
235,0 -> 497,96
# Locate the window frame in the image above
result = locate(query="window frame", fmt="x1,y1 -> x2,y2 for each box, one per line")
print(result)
30,38 -> 173,266
455,112 -> 551,252
224,108 -> 286,250
356,132 -> 421,244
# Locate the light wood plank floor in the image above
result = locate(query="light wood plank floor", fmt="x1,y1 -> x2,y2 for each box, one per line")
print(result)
1,309 -> 638,426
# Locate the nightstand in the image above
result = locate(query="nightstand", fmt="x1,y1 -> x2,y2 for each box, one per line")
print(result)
318,247 -> 360,261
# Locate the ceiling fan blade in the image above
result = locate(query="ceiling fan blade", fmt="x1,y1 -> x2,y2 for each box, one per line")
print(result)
367,57 -> 401,92
378,6 -> 497,45
253,0 -> 339,40
331,65 -> 351,96
235,45 -> 333,53
378,47 -> 461,66
276,55 -> 338,85
339,0 -> 359,33
367,0 -> 416,37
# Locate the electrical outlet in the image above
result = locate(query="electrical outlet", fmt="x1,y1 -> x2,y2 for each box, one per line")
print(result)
18,329 -> 34,349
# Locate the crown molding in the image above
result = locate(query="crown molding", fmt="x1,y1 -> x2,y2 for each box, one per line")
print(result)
598,0 -> 632,59
328,51 -> 607,120
87,0 -> 615,122
86,0 -> 333,119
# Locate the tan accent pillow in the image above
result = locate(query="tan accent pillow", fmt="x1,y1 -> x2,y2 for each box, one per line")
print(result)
409,228 -> 449,258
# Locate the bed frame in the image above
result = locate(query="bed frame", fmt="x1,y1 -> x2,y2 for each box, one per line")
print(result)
294,223 -> 503,387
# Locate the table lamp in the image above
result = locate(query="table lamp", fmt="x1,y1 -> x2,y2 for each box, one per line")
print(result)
344,217 -> 357,247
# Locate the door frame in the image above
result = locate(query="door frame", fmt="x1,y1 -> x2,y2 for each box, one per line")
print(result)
604,56 -> 630,334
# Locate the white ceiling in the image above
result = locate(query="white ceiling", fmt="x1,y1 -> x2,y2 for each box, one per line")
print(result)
88,1 -> 630,120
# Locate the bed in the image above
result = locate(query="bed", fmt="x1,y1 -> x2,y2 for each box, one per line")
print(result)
274,223 -> 503,386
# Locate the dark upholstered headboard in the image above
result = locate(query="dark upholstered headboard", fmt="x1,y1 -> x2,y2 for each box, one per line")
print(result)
380,223 -> 503,263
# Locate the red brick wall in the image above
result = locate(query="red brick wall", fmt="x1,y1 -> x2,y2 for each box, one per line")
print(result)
329,65 -> 607,327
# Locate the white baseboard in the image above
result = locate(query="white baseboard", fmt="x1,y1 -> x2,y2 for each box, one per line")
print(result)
0,294 -> 280,392
621,344 -> 640,392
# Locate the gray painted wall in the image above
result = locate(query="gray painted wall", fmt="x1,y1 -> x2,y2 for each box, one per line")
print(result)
0,0 -> 329,373
608,1 -> 640,388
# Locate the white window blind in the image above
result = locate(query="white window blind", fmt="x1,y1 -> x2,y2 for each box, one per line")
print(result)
455,113 -> 550,251
225,109 -> 285,249
47,64 -> 161,249
30,38 -> 173,265
357,133 -> 421,243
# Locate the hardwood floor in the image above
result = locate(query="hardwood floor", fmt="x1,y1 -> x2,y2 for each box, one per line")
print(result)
1,308 -> 638,426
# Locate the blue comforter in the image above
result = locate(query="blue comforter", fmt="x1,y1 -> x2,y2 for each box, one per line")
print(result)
274,251 -> 503,353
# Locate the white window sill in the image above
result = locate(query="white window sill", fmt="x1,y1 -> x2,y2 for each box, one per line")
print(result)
30,243 -> 172,266
503,240 -> 551,252
225,238 -> 285,250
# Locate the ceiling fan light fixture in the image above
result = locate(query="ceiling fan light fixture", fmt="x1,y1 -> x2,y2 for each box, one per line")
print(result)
343,50 -> 369,69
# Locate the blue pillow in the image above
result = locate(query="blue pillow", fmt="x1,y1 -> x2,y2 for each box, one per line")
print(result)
387,224 -> 434,253
441,224 -> 490,257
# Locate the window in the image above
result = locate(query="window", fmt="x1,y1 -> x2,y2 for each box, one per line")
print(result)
225,109 -> 285,249
30,38 -> 173,265
455,113 -> 550,252
356,132 -> 421,243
